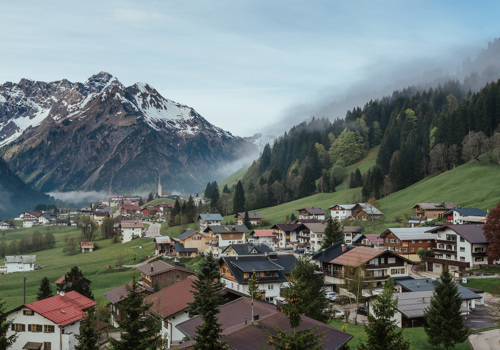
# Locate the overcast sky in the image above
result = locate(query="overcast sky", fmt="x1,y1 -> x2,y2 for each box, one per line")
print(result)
1,0 -> 499,136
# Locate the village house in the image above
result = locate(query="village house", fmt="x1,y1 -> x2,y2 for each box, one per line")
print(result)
141,205 -> 161,218
343,225 -> 364,244
120,204 -> 141,217
198,213 -> 224,230
424,224 -> 489,273
0,220 -> 13,230
7,291 -> 97,350
411,201 -> 456,221
380,227 -> 437,261
234,212 -> 264,226
38,214 -> 55,225
313,244 -> 413,292
90,211 -> 108,226
352,203 -> 383,220
388,278 -> 482,328
203,225 -> 248,254
137,260 -> 195,290
175,230 -> 210,257
104,283 -> 153,327
175,297 -> 353,350
298,222 -> 326,252
443,208 -> 488,225
155,236 -> 175,255
120,220 -> 143,243
270,223 -> 301,249
23,218 -> 38,228
247,229 -> 277,247
220,253 -> 297,303
351,233 -> 384,248
329,204 -> 357,221
5,255 -> 36,274
297,207 -> 326,220
80,242 -> 94,253
220,243 -> 274,257
146,276 -> 196,348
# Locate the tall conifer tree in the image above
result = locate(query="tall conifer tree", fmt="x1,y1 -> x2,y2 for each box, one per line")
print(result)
424,270 -> 468,349
37,276 -> 54,300
320,217 -> 343,250
233,180 -> 245,213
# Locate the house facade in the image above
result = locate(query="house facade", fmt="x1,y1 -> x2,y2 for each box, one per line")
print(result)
120,220 -> 144,243
104,283 -> 153,327
7,291 -> 96,350
426,224 -> 489,272
300,222 -> 326,252
443,208 -> 488,225
270,224 -> 301,249
203,225 -> 248,254
176,230 -> 210,257
137,260 -> 195,290
198,213 -> 223,230
329,204 -> 357,221
411,202 -> 456,221
380,227 -> 437,261
247,229 -> 277,247
155,236 -> 175,255
343,226 -> 364,244
297,208 -> 326,220
234,212 -> 264,226
5,255 -> 36,274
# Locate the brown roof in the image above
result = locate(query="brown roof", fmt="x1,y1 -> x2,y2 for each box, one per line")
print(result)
80,242 -> 94,248
176,297 -> 352,350
412,202 -> 456,210
426,224 -> 487,244
103,283 -> 152,304
301,222 -> 326,233
145,276 -> 196,319
329,246 -> 385,267
23,342 -> 42,350
137,260 -> 195,277
342,226 -> 364,234
120,220 -> 143,228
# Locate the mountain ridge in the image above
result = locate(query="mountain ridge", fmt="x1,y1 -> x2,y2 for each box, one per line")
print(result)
0,72 -> 256,194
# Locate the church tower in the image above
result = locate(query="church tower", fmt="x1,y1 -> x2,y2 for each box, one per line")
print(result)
158,176 -> 162,198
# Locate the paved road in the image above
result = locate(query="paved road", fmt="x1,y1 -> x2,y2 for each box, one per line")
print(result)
465,306 -> 496,329
143,222 -> 161,237
469,329 -> 500,350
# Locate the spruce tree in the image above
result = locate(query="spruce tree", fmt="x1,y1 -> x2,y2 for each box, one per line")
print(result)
37,276 -> 54,300
109,276 -> 161,350
247,270 -> 263,301
187,252 -> 226,349
424,270 -> 468,349
62,266 -> 94,300
358,279 -> 409,350
233,180 -> 245,213
243,210 -> 251,229
210,187 -> 220,213
320,217 -> 343,250
0,298 -> 17,349
75,306 -> 99,350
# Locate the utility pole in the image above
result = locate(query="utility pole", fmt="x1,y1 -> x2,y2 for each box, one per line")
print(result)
23,276 -> 27,304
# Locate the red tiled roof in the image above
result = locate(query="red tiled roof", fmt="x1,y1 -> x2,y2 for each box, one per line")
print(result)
252,230 -> 276,238
80,242 -> 94,248
363,234 -> 384,245
26,291 -> 96,326
145,276 -> 196,319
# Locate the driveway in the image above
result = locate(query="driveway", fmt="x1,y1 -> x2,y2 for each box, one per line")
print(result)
465,306 -> 496,329
143,222 -> 161,237
469,329 -> 500,350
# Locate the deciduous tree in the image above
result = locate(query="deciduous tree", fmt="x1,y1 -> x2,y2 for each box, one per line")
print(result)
483,202 -> 500,262
247,270 -> 263,301
424,270 -> 468,350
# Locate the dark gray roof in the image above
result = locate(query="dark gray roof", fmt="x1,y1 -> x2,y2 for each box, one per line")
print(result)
174,242 -> 198,253
204,225 -> 250,234
178,229 -> 197,240
343,226 -> 364,234
270,254 -> 297,275
394,290 -> 471,319
298,208 -> 326,215
397,278 -> 482,300
311,242 -> 355,263
270,224 -> 301,232
221,256 -> 288,285
221,243 -> 274,256
236,212 -> 264,219
443,208 -> 488,217
198,213 -> 223,221
381,227 -> 437,241
426,224 -> 487,244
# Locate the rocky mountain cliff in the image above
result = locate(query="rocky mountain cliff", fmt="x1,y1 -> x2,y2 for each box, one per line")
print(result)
0,72 -> 256,194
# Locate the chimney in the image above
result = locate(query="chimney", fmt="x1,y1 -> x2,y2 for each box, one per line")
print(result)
60,290 -> 65,297
341,244 -> 346,252
150,263 -> 154,272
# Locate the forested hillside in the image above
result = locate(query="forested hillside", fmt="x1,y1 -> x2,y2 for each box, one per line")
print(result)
234,77 -> 500,211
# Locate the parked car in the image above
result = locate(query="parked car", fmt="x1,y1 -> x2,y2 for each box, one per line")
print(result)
335,295 -> 351,305
357,306 -> 369,316
332,308 -> 345,319
327,294 -> 339,302
295,248 -> 305,254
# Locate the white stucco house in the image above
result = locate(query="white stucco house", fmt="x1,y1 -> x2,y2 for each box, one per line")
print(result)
5,255 -> 36,274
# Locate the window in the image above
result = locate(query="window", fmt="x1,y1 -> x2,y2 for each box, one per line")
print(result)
460,257 -> 466,262
23,309 -> 34,316
418,240 -> 422,243
176,274 -> 181,281
29,324 -> 43,332
388,257 -> 396,264
460,247 -> 465,252
411,240 -> 415,243
385,238 -> 389,243
268,284 -> 274,290
44,325 -> 55,333
11,323 -> 25,332
427,240 -> 431,243
390,268 -> 404,274
475,257 -> 484,262
390,239 -> 395,243
403,248 -> 407,252
410,248 -> 414,252
44,342 -> 51,350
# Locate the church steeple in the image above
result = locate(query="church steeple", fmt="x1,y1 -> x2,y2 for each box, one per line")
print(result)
158,176 -> 162,198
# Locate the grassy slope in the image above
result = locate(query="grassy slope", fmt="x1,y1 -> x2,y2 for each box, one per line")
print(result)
219,165 -> 249,190
0,226 -> 155,311
229,149 -> 500,233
